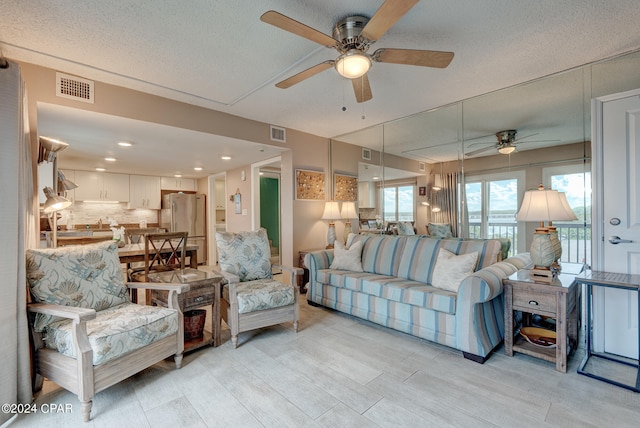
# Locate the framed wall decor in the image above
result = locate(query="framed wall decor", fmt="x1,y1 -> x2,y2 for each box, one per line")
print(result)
419,186 -> 427,196
334,174 -> 358,202
295,169 -> 325,200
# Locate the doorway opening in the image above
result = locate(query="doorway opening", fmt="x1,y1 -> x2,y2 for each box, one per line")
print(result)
252,157 -> 281,265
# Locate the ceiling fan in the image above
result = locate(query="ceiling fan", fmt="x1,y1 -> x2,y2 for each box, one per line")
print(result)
260,0 -> 454,103
465,130 -> 559,157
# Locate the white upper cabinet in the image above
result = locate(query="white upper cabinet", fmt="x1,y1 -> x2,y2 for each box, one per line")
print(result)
129,175 -> 161,209
358,181 -> 376,208
74,171 -> 130,202
161,176 -> 195,191
215,180 -> 226,209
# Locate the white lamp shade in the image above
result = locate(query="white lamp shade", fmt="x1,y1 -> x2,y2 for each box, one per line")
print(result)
43,187 -> 72,213
516,185 -> 577,222
335,50 -> 371,79
340,201 -> 357,220
321,201 -> 341,220
557,192 -> 578,221
38,136 -> 68,163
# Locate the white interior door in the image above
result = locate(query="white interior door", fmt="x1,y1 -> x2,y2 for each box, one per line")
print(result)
594,89 -> 640,358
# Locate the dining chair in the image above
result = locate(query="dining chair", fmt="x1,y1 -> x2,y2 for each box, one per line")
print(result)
214,228 -> 301,348
129,231 -> 188,303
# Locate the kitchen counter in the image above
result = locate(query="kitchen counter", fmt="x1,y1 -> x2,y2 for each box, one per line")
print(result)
56,235 -> 114,246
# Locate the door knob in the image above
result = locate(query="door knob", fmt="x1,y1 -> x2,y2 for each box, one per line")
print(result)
609,236 -> 633,244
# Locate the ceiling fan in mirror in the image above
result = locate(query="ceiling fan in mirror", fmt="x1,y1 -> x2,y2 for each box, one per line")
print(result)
261,0 -> 454,103
464,130 -> 560,157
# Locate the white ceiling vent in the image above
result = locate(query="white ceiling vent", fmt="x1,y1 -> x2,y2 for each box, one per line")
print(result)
56,72 -> 94,104
419,162 -> 425,172
362,147 -> 372,161
270,125 -> 286,143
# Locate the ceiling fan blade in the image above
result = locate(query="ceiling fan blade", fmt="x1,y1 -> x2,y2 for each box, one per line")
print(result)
352,74 -> 373,103
275,61 -> 334,89
261,11 -> 337,47
361,0 -> 419,42
465,145 -> 496,157
373,48 -> 454,68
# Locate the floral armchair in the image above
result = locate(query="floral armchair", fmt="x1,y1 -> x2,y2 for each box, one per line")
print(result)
26,241 -> 189,422
214,228 -> 301,348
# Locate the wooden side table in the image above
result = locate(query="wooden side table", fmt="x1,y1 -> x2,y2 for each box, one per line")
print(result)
148,268 -> 223,352
503,268 -> 581,372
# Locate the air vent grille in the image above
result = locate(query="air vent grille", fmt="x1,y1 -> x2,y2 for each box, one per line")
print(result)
419,162 -> 425,172
362,148 -> 372,160
270,125 -> 286,143
56,72 -> 94,103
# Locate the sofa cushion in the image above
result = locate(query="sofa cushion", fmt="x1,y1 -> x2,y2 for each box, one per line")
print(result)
215,228 -> 272,282
315,269 -> 457,314
360,235 -> 407,276
330,240 -> 364,271
431,249 -> 478,292
397,221 -> 416,236
43,302 -> 178,366
223,278 -> 295,314
26,241 -> 131,332
396,236 -> 442,283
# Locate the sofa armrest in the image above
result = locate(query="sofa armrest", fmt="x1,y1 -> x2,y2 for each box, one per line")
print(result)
458,262 -> 519,304
305,250 -> 334,270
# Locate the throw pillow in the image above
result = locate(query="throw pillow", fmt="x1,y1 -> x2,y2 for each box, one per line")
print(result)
330,240 -> 364,272
431,248 -> 478,293
427,223 -> 453,238
397,221 -> 416,236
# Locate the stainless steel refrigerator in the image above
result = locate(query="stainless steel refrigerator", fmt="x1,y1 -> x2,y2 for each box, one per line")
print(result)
160,193 -> 207,265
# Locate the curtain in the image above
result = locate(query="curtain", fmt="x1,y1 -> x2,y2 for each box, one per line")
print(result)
0,60 -> 35,426
432,172 -> 460,237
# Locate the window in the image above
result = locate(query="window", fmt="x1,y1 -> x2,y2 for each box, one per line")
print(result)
543,164 -> 591,265
464,171 -> 524,256
383,184 -> 415,222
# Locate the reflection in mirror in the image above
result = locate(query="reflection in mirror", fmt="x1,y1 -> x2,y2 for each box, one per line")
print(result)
332,48 -> 640,258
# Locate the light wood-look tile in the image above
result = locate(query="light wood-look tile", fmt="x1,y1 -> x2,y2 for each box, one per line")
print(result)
12,298 -> 640,427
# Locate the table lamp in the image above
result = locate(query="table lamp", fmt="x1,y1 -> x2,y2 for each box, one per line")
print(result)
340,201 -> 358,244
516,185 -> 577,282
321,201 -> 341,249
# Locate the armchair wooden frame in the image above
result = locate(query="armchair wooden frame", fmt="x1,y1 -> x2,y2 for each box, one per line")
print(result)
215,264 -> 302,348
27,282 -> 189,422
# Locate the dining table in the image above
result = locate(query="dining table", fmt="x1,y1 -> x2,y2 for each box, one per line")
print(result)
117,243 -> 198,268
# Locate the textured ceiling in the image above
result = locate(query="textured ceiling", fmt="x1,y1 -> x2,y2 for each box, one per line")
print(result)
2,0 -> 640,175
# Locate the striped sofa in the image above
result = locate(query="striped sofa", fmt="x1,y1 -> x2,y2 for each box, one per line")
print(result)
306,235 -> 531,363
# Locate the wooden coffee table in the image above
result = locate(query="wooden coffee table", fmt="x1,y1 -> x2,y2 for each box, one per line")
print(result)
148,268 -> 223,352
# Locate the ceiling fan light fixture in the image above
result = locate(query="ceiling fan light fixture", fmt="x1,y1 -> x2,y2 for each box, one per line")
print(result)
498,143 -> 516,155
335,50 -> 371,79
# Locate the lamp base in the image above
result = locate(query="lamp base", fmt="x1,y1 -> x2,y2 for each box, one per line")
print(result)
326,223 -> 336,249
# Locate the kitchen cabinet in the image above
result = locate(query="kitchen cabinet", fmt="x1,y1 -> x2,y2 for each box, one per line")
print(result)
129,175 -> 161,209
74,170 -> 130,202
358,181 -> 376,208
215,180 -> 226,209
161,177 -> 195,191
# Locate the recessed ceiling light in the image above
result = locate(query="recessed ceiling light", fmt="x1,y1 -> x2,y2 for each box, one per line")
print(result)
117,142 -> 132,147
372,176 -> 380,180
105,157 -> 116,162
174,174 -> 182,178
96,168 -> 106,172
194,167 -> 203,171
221,156 -> 231,160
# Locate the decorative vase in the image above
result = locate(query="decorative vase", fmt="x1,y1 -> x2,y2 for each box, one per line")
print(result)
530,229 -> 555,268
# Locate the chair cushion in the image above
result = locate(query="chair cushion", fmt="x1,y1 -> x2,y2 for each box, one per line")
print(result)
224,279 -> 295,314
215,229 -> 272,282
427,223 -> 453,238
26,241 -> 131,332
43,302 -> 179,365
397,221 -> 416,236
